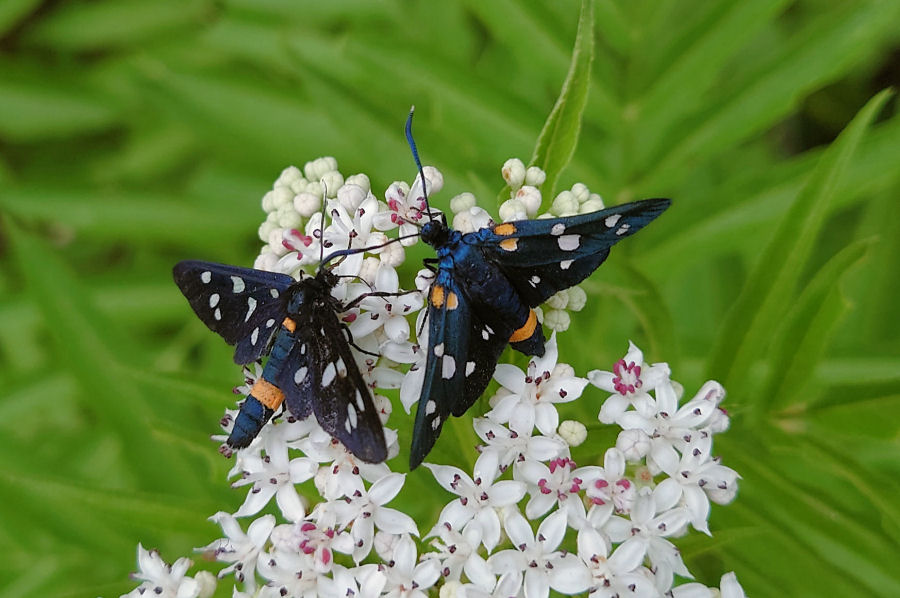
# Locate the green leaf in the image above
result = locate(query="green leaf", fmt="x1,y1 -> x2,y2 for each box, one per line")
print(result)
3,222 -> 205,493
21,0 -> 211,51
707,89 -> 892,392
0,78 -> 118,141
762,238 -> 873,410
637,1 -> 900,193
527,0 -> 594,200
0,0 -> 40,35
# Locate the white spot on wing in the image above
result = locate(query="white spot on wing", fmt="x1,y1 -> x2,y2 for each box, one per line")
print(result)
551,223 -> 566,236
431,416 -> 441,430
558,234 -> 580,251
209,293 -> 220,308
355,390 -> 365,410
425,400 -> 436,415
466,361 -> 476,376
214,308 -> 221,321
605,214 -> 621,228
250,327 -> 259,345
434,343 -> 444,357
345,418 -> 352,434
616,223 -> 631,236
322,362 -> 336,387
231,276 -> 245,293
442,355 -> 456,379
336,357 -> 347,377
201,271 -> 211,284
560,259 -> 573,270
270,288 -> 279,298
245,297 -> 257,322
294,367 -> 308,385
301,344 -> 307,355
347,404 -> 357,428
266,318 -> 275,328
482,329 -> 490,340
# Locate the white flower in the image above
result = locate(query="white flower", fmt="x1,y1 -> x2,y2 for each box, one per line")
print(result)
375,166 -> 443,245
488,334 -> 587,436
423,522 -> 494,589
473,417 -> 566,470
256,547 -> 322,597
334,473 -> 419,562
617,379 -> 726,476
603,490 -> 691,590
488,509 -> 582,598
348,265 -> 424,345
588,341 -> 670,425
122,544 -> 208,598
426,451 -> 526,551
516,456 -> 600,527
584,448 -> 636,522
572,528 -> 656,597
202,512 -> 274,588
323,195 -> 385,277
365,534 -> 440,598
653,435 -> 739,534
231,432 -> 316,519
322,564 -> 386,598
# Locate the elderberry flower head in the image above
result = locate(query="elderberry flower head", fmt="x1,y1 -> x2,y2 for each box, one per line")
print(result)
121,157 -> 744,598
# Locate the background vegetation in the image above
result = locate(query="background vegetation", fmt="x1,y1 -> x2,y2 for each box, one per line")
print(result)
0,1 -> 898,596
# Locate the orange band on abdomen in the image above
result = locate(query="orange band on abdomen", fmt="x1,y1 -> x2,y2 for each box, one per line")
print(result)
251,379 -> 285,410
282,317 -> 297,332
509,309 -> 538,343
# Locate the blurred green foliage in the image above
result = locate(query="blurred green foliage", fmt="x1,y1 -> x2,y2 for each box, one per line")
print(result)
1,1 -> 898,596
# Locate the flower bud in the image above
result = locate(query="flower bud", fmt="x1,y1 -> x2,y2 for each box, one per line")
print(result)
545,290 -> 569,310
321,171 -> 344,198
293,191 -> 321,217
337,183 -> 366,212
551,190 -> 578,216
345,173 -> 371,194
449,192 -> 476,214
502,158 -> 526,188
276,165 -> 302,188
499,199 -> 526,222
543,308 -> 570,332
580,198 -> 605,214
616,428 -> 651,461
567,286 -> 587,311
515,185 -> 542,216
559,420 -> 587,446
571,182 -> 591,203
525,165 -> 546,187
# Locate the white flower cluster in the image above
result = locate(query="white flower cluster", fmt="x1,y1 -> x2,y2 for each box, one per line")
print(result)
121,160 -> 744,598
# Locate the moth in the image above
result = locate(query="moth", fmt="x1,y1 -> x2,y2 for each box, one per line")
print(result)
173,261 -> 388,462
405,112 -> 671,468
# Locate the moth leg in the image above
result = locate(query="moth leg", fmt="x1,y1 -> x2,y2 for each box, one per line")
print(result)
341,323 -> 381,357
343,289 -> 419,311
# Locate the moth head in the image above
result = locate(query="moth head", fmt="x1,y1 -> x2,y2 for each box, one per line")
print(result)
420,219 -> 449,247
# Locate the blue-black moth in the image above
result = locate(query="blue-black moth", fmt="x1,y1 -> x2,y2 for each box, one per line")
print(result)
405,113 -> 671,468
173,261 -> 388,462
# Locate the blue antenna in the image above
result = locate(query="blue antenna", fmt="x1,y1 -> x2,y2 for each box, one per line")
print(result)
405,106 -> 433,222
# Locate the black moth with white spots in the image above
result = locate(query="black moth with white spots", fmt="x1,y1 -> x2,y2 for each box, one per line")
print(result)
411,198 -> 671,469
173,260 -> 387,462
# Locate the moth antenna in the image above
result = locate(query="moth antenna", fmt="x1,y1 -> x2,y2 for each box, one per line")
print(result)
317,181 -> 328,266
319,232 -> 421,269
405,106 -> 433,223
